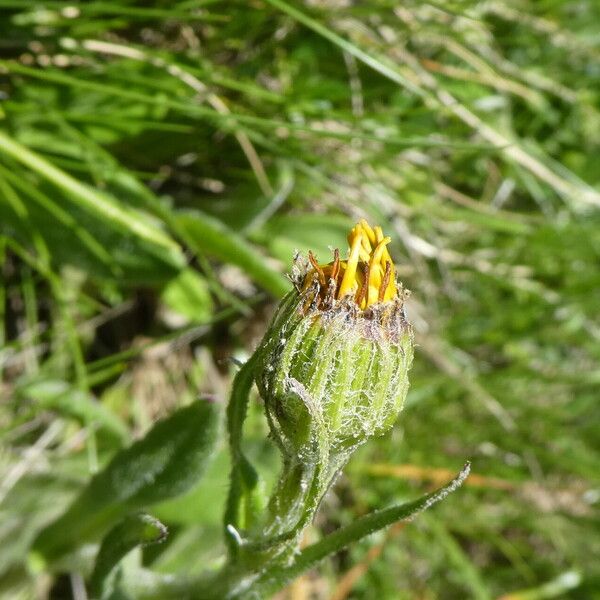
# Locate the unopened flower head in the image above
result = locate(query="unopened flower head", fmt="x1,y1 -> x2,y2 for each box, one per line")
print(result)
256,220 -> 414,458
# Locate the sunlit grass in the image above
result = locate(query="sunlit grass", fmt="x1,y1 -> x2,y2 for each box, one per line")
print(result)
0,1 -> 599,598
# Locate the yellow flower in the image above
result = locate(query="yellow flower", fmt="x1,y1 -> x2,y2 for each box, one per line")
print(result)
303,219 -> 397,309
256,218 -> 413,459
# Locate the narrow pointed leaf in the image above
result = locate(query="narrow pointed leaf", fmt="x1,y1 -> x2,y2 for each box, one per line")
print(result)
176,210 -> 288,298
249,463 -> 471,599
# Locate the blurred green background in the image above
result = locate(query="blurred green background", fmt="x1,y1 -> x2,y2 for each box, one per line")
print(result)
0,1 -> 599,598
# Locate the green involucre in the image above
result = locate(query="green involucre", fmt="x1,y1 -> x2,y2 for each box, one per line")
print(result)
256,286 -> 414,458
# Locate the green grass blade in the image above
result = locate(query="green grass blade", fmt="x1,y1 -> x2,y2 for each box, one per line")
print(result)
0,130 -> 184,265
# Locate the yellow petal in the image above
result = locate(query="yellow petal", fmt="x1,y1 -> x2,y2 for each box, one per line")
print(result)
339,229 -> 363,298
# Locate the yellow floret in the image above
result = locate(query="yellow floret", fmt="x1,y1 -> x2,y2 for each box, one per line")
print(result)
304,220 -> 398,309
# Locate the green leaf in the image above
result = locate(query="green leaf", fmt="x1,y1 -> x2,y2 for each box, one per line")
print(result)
252,213 -> 353,264
89,513 -> 168,599
160,268 -> 214,324
249,463 -> 471,599
30,399 -> 219,565
176,210 -> 288,298
0,129 -> 185,269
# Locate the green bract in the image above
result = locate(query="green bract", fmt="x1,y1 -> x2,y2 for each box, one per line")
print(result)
256,255 -> 414,460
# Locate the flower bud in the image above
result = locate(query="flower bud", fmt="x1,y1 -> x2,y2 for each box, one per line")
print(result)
256,221 -> 413,458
